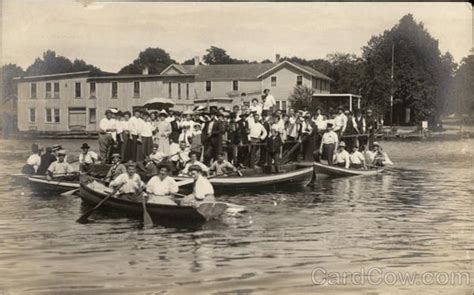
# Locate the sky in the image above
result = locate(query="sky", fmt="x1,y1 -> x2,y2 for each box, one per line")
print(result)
1,1 -> 472,73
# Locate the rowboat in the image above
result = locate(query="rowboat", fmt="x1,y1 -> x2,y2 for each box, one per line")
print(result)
173,163 -> 314,191
26,164 -> 111,193
79,176 -> 228,222
313,162 -> 384,177
28,174 -> 80,192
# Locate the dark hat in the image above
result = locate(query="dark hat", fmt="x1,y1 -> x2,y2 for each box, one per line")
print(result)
80,143 -> 90,149
46,146 -> 53,153
52,144 -> 62,151
57,150 -> 67,156
105,109 -> 112,115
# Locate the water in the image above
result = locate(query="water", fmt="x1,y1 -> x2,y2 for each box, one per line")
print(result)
0,138 -> 472,294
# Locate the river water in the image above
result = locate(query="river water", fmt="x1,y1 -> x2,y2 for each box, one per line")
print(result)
0,138 -> 472,294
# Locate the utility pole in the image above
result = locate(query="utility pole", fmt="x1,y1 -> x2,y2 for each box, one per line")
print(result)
390,43 -> 394,127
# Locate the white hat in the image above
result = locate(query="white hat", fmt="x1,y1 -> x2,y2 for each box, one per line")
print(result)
158,110 -> 168,116
109,108 -> 119,114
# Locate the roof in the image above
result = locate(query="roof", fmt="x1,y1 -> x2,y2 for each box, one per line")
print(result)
162,63 -> 276,81
312,93 -> 362,98
13,71 -> 91,82
257,61 -> 333,81
162,61 -> 332,82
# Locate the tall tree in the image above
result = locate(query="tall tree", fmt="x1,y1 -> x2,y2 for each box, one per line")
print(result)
361,14 -> 456,125
202,46 -> 249,64
326,53 -> 364,94
449,54 -> 474,115
119,47 -> 176,74
25,50 -> 103,76
1,64 -> 24,100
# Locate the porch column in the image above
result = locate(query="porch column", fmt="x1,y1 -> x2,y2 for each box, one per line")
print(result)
349,95 -> 353,111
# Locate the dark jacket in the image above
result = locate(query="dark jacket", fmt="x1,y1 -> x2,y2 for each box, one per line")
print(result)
202,119 -> 225,146
267,134 -> 282,153
36,153 -> 57,175
237,119 -> 249,144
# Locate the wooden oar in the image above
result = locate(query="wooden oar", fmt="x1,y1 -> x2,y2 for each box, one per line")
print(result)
140,189 -> 154,228
76,183 -> 124,224
281,141 -> 301,164
60,188 -> 79,197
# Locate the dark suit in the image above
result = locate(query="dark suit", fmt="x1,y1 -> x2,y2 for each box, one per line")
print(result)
258,121 -> 271,166
202,119 -> 225,165
236,119 -> 250,166
267,134 -> 282,173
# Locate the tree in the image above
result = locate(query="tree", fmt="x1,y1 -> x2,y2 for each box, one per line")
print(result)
1,64 -> 24,100
361,14 -> 456,125
289,85 -> 315,111
25,50 -> 103,76
202,46 -> 249,65
449,54 -> 474,115
326,53 -> 364,94
261,59 -> 273,64
118,47 -> 176,74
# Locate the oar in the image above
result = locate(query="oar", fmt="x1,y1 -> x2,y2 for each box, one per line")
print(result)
140,189 -> 154,228
76,183 -> 124,224
60,188 -> 79,197
172,192 -> 246,213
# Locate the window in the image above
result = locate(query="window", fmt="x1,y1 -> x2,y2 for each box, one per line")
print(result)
186,83 -> 189,100
271,76 -> 277,87
319,80 -> 323,90
133,81 -> 140,98
177,83 -> 181,99
206,81 -> 211,92
281,101 -> 287,111
53,82 -> 60,98
233,80 -> 239,91
111,81 -> 118,98
30,83 -> 37,99
276,101 -> 281,110
89,108 -> 96,123
90,82 -> 96,98
312,78 -> 317,89
75,82 -> 81,98
29,108 -> 36,123
45,83 -> 52,98
296,76 -> 303,86
45,108 -> 60,123
168,82 -> 172,98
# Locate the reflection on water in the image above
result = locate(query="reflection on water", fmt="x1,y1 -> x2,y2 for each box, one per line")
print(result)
0,138 -> 472,294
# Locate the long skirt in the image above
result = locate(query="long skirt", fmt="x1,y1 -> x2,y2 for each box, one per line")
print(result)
158,135 -> 170,155
121,131 -> 130,162
136,140 -> 144,162
142,136 -> 153,158
129,135 -> 138,163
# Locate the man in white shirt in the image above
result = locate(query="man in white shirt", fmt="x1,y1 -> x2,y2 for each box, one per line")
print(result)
78,143 -> 99,172
47,150 -> 76,179
169,141 -> 190,172
109,161 -> 144,195
98,110 -> 116,163
127,109 -> 142,163
180,165 -> 215,207
319,123 -> 339,166
262,89 -> 276,111
349,145 -> 367,169
333,108 -> 347,136
180,151 -> 209,176
333,141 -> 350,168
145,163 -> 178,205
248,113 -> 268,168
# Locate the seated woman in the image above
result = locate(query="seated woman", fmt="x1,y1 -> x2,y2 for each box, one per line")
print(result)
145,163 -> 178,205
22,143 -> 42,175
180,165 -> 215,207
333,141 -> 350,168
349,145 -> 367,169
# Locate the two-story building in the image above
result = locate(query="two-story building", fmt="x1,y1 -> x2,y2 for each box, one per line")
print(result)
15,56 -> 333,133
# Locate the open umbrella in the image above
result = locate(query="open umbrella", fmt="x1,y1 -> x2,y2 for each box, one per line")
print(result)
143,97 -> 175,110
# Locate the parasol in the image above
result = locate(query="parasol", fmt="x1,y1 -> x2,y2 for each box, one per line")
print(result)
143,97 -> 175,110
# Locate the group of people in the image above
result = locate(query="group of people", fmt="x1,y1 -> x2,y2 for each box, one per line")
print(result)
22,143 -> 76,179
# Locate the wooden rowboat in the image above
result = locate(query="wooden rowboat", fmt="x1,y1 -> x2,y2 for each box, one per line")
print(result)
79,177 -> 228,222
26,164 -> 111,193
313,162 -> 384,177
174,163 -> 314,191
28,174 -> 80,192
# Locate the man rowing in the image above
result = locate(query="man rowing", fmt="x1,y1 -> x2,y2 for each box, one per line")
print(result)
209,152 -> 237,176
47,150 -> 76,180
180,165 -> 215,207
333,141 -> 350,168
78,143 -> 99,173
109,161 -> 144,198
145,163 -> 178,205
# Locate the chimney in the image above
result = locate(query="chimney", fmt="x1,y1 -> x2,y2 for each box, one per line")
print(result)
275,54 -> 281,63
142,66 -> 149,75
194,56 -> 200,66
